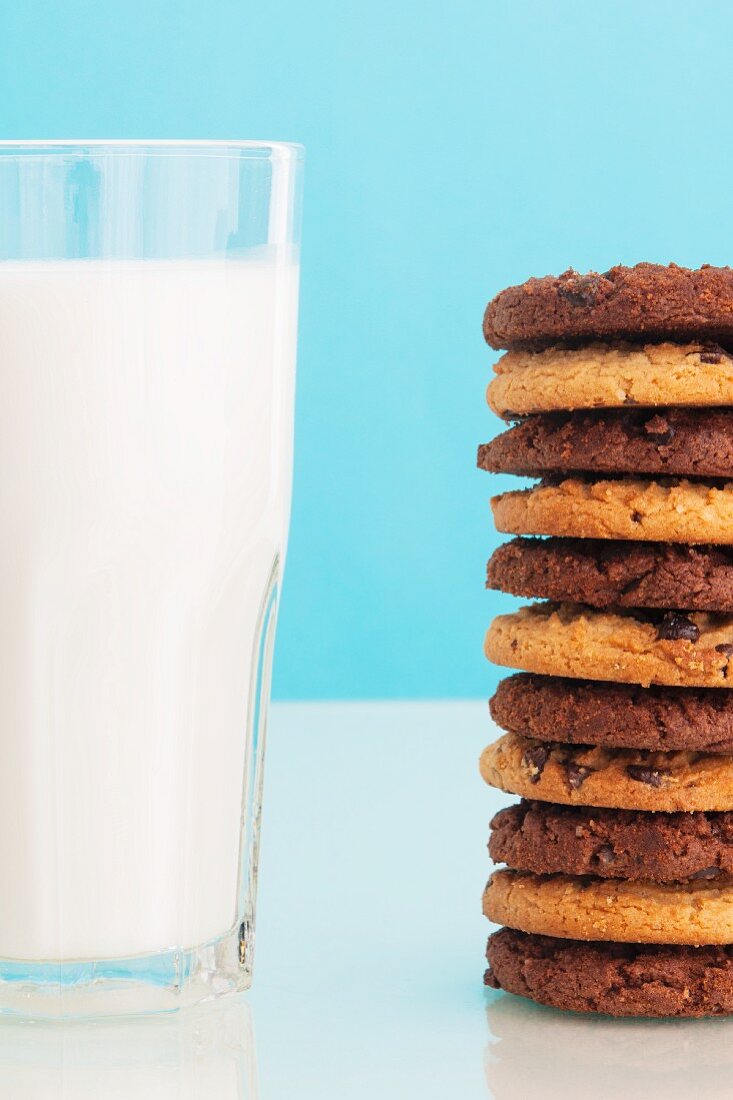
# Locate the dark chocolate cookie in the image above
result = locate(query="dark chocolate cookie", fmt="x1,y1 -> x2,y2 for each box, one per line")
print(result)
483,263 -> 733,351
478,407 -> 733,479
485,929 -> 733,1017
490,673 -> 733,752
489,800 -> 733,883
486,538 -> 733,612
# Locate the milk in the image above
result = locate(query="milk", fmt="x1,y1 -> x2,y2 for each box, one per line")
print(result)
0,258 -> 297,960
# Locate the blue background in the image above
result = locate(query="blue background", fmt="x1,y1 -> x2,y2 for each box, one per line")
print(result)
1,0 -> 732,699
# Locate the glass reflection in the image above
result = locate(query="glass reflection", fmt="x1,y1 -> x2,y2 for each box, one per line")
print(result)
0,999 -> 257,1099
485,989 -> 733,1100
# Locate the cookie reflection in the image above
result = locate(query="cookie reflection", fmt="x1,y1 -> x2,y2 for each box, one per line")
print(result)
485,989 -> 733,1100
0,1000 -> 257,1099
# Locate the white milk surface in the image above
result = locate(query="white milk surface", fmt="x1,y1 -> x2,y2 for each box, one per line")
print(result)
0,259 -> 297,960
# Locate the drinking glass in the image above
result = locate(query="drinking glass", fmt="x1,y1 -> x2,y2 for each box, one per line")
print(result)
0,140 -> 303,1016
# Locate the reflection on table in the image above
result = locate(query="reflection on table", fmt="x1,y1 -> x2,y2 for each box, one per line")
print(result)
485,988 -> 733,1100
0,998 -> 257,1099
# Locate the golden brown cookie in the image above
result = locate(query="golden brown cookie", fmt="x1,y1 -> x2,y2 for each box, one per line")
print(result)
480,732 -> 733,812
485,603 -> 733,688
487,342 -> 733,416
483,869 -> 733,945
491,477 -> 733,545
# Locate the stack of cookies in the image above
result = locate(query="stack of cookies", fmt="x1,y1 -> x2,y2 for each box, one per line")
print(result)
478,263 -> 733,1018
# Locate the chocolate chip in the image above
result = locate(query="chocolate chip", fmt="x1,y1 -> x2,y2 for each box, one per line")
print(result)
558,274 -> 604,307
657,612 -> 700,643
566,762 -> 594,790
716,644 -> 733,658
690,866 -> 720,880
700,343 -> 728,364
510,639 -> 518,651
631,510 -> 643,523
596,845 -> 615,865
626,764 -> 670,787
522,744 -> 549,784
643,414 -> 675,446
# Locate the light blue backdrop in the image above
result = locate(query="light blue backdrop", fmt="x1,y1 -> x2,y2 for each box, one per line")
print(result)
1,0 -> 732,699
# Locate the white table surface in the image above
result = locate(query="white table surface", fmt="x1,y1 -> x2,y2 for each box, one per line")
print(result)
0,701 -> 729,1098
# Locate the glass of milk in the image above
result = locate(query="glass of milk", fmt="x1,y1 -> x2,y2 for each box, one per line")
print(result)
0,141 -> 302,1016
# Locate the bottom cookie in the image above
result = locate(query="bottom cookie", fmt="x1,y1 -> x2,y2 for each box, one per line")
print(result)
485,928 -> 733,1017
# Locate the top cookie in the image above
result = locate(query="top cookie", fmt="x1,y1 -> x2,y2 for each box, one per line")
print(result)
483,264 -> 733,350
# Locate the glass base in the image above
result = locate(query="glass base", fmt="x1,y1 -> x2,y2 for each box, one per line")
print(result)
0,920 -> 253,1019
0,557 -> 280,1021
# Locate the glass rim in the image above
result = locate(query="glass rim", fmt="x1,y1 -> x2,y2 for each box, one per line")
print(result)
0,140 -> 304,161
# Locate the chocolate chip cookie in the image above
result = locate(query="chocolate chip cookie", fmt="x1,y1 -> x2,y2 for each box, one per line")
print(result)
479,407 -> 733,479
485,929 -> 733,1017
484,869 -> 733,945
480,732 -> 733,812
485,603 -> 733,689
486,538 -> 733,612
487,341 -> 733,417
490,674 -> 733,752
491,476 -> 733,545
489,800 -> 733,882
483,264 -> 733,350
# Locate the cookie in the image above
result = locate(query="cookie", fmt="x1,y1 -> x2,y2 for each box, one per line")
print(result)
489,801 -> 733,882
480,732 -> 733,812
483,264 -> 733,350
486,538 -> 733,612
483,869 -> 733,944
485,929 -> 733,1017
490,674 -> 733,752
486,341 -> 733,417
491,477 -> 733,545
485,603 -> 733,688
478,408 -> 733,479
